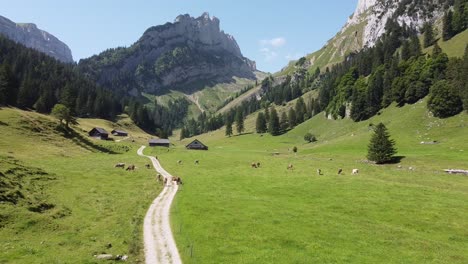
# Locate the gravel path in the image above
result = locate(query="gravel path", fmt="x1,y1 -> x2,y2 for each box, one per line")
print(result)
137,146 -> 182,264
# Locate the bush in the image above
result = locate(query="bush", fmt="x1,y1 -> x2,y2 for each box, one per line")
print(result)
304,133 -> 317,143
292,146 -> 298,153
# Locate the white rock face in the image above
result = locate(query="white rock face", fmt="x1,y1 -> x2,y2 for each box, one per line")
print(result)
0,15 -> 73,63
344,0 -> 445,48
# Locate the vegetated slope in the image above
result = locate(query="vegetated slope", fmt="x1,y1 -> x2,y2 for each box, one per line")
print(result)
0,108 -> 160,263
0,15 -> 73,63
159,98 -> 468,263
280,0 -> 451,75
78,13 -> 257,98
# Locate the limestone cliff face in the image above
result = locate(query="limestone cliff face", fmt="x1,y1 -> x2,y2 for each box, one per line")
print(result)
0,15 -> 73,63
79,13 -> 256,95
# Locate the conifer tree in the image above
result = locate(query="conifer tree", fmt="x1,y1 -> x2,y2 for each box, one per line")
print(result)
295,97 -> 306,124
288,108 -> 297,128
422,22 -> 435,48
367,123 -> 397,164
235,109 -> 245,134
280,111 -> 289,132
255,112 -> 267,133
443,11 -> 454,41
225,120 -> 233,137
268,107 -> 280,136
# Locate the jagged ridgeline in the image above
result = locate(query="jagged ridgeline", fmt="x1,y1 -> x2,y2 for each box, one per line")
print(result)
78,13 -> 257,96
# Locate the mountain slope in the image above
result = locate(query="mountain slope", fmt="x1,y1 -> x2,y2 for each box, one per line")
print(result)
0,15 -> 73,63
281,0 -> 452,75
78,13 -> 257,97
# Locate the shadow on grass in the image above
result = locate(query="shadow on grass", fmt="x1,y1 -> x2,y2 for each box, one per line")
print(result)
386,156 -> 406,164
56,126 -> 119,154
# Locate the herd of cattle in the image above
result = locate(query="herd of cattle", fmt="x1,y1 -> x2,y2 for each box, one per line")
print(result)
114,159 -> 360,188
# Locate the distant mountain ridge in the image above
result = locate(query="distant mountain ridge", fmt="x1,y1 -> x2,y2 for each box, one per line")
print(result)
79,13 -> 257,96
0,15 -> 73,63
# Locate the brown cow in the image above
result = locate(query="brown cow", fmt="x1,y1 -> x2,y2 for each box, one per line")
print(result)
338,168 -> 343,175
126,165 -> 135,171
251,162 -> 257,168
172,176 -> 183,185
287,164 -> 294,170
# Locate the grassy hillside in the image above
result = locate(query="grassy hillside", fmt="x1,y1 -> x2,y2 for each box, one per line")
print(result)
146,72 -> 266,117
0,108 -> 160,263
145,98 -> 467,263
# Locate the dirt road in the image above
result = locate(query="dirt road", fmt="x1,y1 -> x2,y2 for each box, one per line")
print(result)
137,146 -> 182,264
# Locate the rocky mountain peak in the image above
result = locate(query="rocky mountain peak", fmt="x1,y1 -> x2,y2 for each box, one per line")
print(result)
0,15 -> 73,63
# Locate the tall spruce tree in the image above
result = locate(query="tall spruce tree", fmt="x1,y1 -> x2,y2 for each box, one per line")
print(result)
422,22 -> 435,48
367,123 -> 397,164
288,108 -> 297,128
280,111 -> 289,132
443,11 -> 454,41
268,107 -> 280,136
255,112 -> 267,133
235,109 -> 245,134
225,120 -> 233,137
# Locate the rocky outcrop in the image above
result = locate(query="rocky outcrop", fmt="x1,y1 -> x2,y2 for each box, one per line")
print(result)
0,15 -> 73,63
79,13 -> 256,95
343,0 -> 446,48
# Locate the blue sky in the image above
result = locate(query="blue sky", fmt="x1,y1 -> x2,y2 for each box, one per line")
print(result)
1,0 -> 357,73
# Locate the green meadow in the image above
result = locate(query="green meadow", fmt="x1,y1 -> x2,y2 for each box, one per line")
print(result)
0,108 -> 160,263
147,99 -> 468,263
1,97 -> 467,263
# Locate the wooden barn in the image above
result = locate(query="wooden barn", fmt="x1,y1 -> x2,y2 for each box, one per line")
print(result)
88,127 -> 109,140
186,139 -> 208,150
149,138 -> 170,147
111,129 -> 128,137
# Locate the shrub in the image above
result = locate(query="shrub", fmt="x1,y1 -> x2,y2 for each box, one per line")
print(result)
304,133 -> 317,143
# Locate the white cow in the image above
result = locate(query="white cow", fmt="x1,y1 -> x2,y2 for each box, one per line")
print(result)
352,169 -> 359,175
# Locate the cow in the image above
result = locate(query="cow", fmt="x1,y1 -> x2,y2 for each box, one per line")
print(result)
157,173 -> 162,182
352,169 -> 359,175
317,169 -> 322,175
257,162 -> 261,168
114,163 -> 125,168
172,176 -> 183,185
126,165 -> 135,171
195,160 -> 199,165
177,160 -> 182,165
338,168 -> 343,175
145,164 -> 151,169
287,164 -> 294,170
163,178 -> 168,185
251,162 -> 258,168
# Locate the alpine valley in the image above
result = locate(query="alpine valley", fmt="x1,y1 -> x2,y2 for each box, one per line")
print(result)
0,0 -> 467,263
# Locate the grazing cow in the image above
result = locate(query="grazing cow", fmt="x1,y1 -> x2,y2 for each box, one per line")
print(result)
172,176 -> 183,185
352,169 -> 359,175
251,162 -> 258,168
287,164 -> 294,170
257,162 -> 261,168
338,168 -> 343,175
317,169 -> 322,175
177,160 -> 182,165
114,163 -> 125,168
126,165 -> 135,171
145,164 -> 151,169
195,160 -> 199,165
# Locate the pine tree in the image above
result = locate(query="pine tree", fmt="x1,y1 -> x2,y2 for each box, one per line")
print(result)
268,107 -> 280,136
235,109 -> 245,134
255,112 -> 267,133
401,40 -> 411,61
288,108 -> 297,128
422,22 -> 435,48
443,11 -> 454,41
295,97 -> 306,124
432,41 -> 442,56
280,111 -> 289,132
367,123 -> 397,164
225,120 -> 233,137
